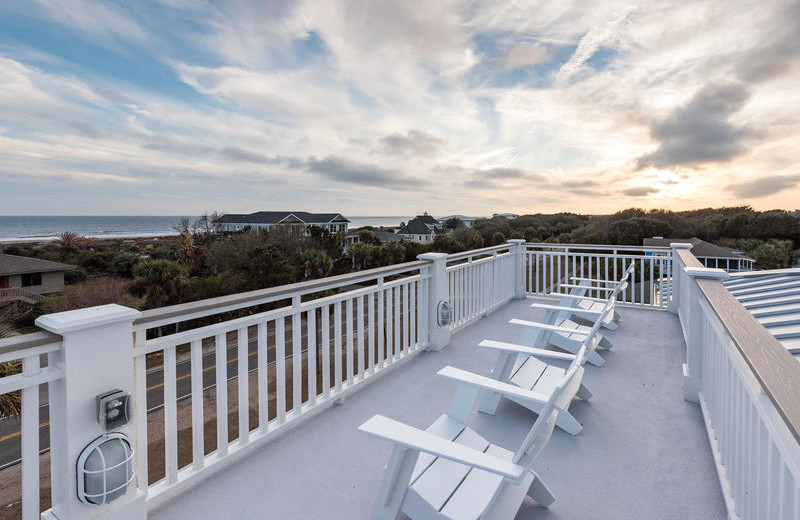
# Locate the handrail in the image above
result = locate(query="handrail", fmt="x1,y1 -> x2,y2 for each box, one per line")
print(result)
675,247 -> 704,269
134,259 -> 427,329
696,277 -> 800,444
0,331 -> 62,362
447,244 -> 512,262
526,243 -> 671,252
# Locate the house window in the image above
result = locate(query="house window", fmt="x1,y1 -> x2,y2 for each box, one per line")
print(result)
0,276 -> 6,289
21,273 -> 42,287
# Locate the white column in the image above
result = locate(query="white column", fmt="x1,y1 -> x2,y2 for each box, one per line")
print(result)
507,239 -> 526,299
36,304 -> 145,520
417,252 -> 451,351
668,243 -> 693,314
682,267 -> 729,403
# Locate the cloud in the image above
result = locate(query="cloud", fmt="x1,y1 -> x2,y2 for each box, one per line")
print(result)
305,156 -> 409,187
464,167 -> 548,189
378,130 -> 444,156
505,44 -> 553,70
69,121 -> 101,139
635,83 -> 758,170
727,174 -> 800,198
622,186 -> 660,196
220,146 -> 270,163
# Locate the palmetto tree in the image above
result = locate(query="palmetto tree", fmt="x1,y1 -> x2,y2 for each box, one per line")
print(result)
0,323 -> 21,417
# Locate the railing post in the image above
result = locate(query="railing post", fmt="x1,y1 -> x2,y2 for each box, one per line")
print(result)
507,239 -> 526,299
417,253 -> 451,351
668,243 -> 693,314
36,304 -> 145,520
682,267 -> 729,403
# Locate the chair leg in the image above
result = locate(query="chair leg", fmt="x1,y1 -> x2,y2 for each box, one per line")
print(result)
587,350 -> 605,366
555,409 -> 583,435
601,319 -> 618,331
597,335 -> 613,350
528,472 -> 556,508
576,382 -> 592,401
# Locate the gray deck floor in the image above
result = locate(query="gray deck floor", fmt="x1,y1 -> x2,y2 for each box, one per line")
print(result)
150,299 -> 727,520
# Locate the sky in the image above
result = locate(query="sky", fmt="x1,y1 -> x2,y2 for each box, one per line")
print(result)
0,0 -> 799,217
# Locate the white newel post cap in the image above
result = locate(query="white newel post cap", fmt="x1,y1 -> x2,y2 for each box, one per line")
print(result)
507,239 -> 526,245
670,242 -> 693,250
684,266 -> 730,280
36,303 -> 142,334
35,304 -> 145,520
417,252 -> 449,262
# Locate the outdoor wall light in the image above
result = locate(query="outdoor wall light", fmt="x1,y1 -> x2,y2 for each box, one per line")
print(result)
77,433 -> 135,505
437,300 -> 453,327
96,389 -> 130,432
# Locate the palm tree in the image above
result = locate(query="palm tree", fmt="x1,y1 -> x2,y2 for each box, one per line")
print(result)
0,323 -> 21,417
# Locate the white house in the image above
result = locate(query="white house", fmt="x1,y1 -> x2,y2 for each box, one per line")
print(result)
214,211 -> 350,234
436,215 -> 481,228
0,253 -> 75,300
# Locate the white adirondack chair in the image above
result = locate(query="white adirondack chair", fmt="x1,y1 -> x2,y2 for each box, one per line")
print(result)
548,263 -> 635,330
359,358 -> 586,520
474,298 -> 613,435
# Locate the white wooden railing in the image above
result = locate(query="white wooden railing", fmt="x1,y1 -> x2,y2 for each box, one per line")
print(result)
0,287 -> 46,304
674,248 -> 800,519
524,243 -> 674,308
0,332 -> 62,520
130,260 -> 430,505
445,244 -> 517,331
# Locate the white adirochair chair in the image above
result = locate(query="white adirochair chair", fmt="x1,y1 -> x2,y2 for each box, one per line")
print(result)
359,353 -> 587,520
473,296 -> 614,435
547,263 -> 635,331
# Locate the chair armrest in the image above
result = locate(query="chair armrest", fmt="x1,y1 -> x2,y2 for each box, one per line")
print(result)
509,319 -> 590,336
559,283 -> 614,292
530,303 -> 603,318
438,366 -> 553,406
479,339 -> 576,361
548,292 -> 610,303
359,414 -> 526,482
570,277 -> 615,285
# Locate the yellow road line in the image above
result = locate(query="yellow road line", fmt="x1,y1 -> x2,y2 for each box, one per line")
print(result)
0,421 -> 49,442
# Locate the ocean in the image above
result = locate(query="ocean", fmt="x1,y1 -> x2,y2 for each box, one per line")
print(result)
0,215 -> 410,242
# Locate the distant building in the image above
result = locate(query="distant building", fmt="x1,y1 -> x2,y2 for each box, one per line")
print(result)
344,229 -> 405,250
492,213 -> 519,220
215,212 -> 350,234
395,214 -> 448,244
0,253 -> 75,300
643,237 -> 755,272
436,215 -> 480,228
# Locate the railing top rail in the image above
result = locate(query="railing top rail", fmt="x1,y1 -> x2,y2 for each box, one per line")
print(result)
675,247 -> 704,269
697,277 -> 800,444
525,242 -> 671,252
447,244 -> 512,262
0,330 -> 62,360
134,259 -> 428,329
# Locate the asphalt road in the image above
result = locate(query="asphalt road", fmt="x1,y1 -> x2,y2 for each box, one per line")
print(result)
0,304 -> 399,468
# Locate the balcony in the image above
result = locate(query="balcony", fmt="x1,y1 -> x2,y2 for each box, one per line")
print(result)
1,242 -> 799,520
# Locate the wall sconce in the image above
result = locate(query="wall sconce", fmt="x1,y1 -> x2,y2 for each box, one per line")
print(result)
437,300 -> 453,327
77,433 -> 135,505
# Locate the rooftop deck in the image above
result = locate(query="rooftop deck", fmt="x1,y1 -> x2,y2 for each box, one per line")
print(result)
149,299 -> 726,520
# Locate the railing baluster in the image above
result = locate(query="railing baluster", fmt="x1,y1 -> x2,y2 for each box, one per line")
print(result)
393,284 -> 401,358
275,319 -> 286,423
191,339 -> 205,468
377,284 -> 385,367
237,327 -> 249,444
215,333 -> 228,456
292,297 -> 302,415
346,297 -> 354,385
334,301 -> 342,394
368,292 -> 376,371
321,308 -> 331,397
357,295 -> 365,379
409,281 -> 417,348
20,354 -> 40,520
133,332 -> 149,491
403,283 -> 410,353
308,309 -> 317,404
164,345 -> 178,483
257,323 -> 268,433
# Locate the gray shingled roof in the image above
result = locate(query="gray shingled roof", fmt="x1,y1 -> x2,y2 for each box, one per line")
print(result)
642,237 -> 751,259
724,269 -> 800,362
0,254 -> 76,276
396,219 -> 435,236
215,212 -> 350,225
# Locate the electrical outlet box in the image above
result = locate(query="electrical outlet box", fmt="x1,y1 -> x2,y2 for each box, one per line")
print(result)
96,390 -> 130,432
